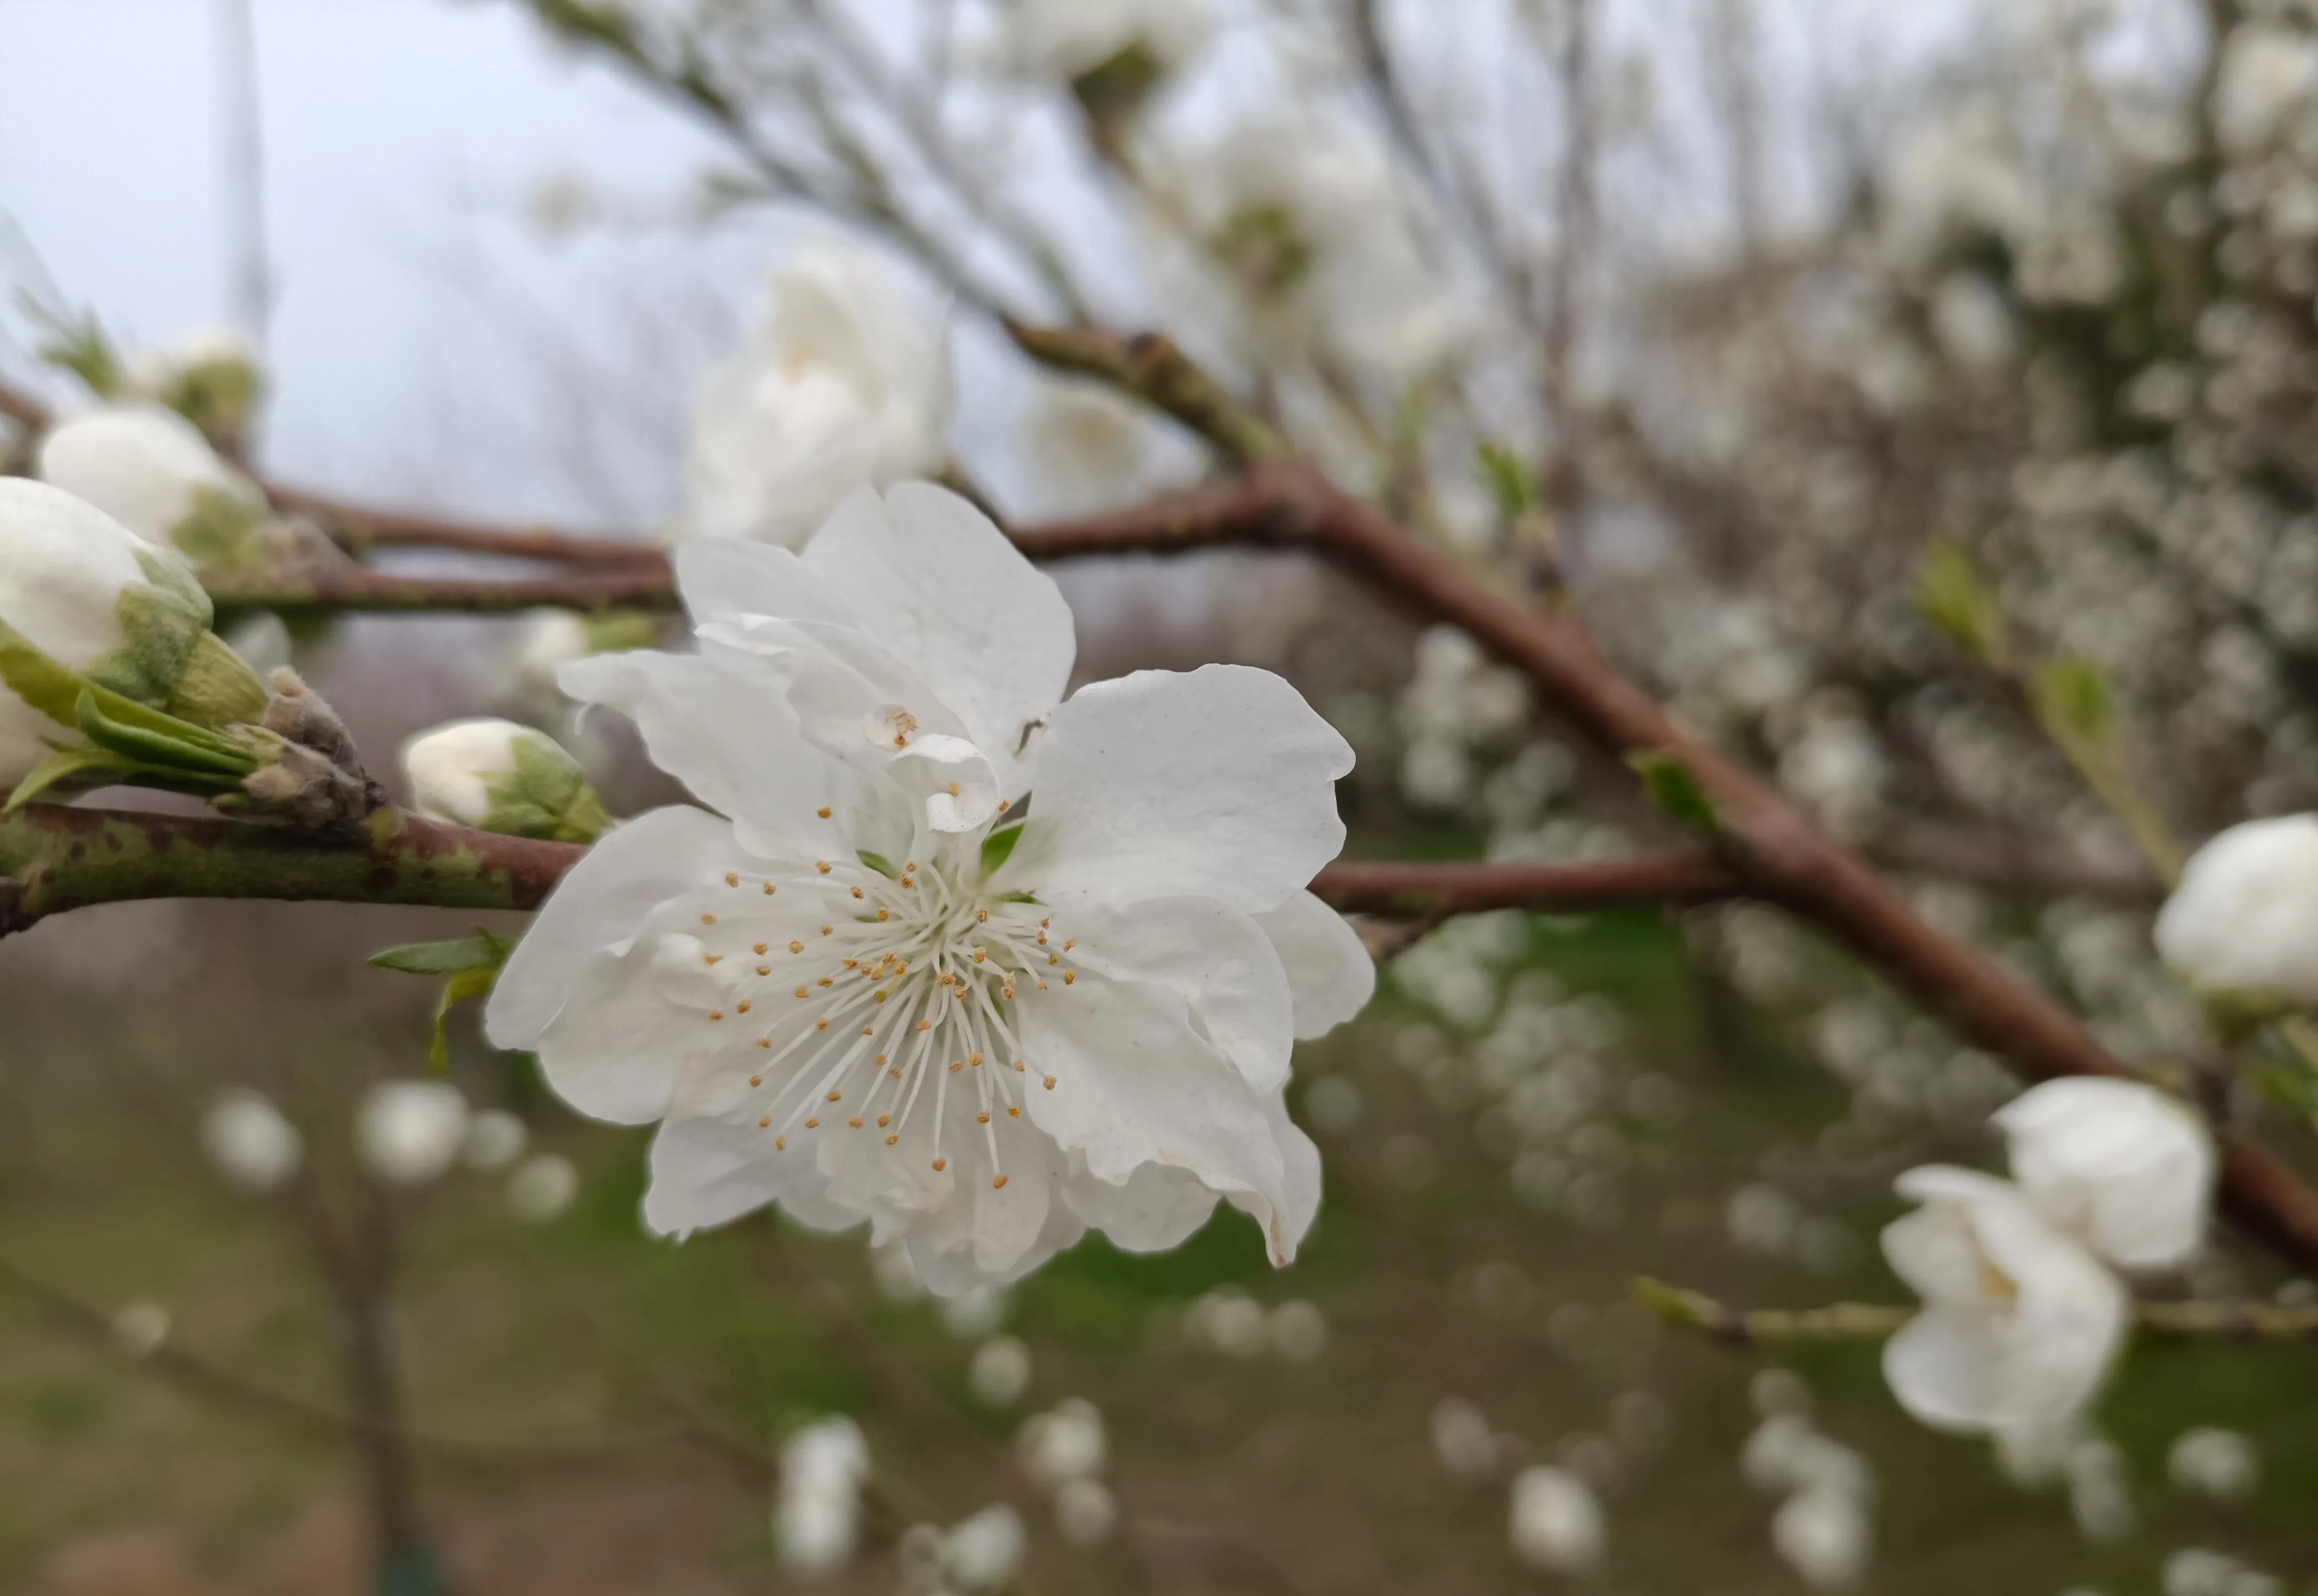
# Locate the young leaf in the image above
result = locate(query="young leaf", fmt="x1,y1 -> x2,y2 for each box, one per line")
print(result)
369,934 -> 511,975
75,690 -> 256,776
1916,539 -> 2006,663
430,962 -> 504,1073
1627,750 -> 1719,835
2033,655 -> 2113,750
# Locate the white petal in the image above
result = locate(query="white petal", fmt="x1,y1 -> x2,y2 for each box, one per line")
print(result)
1883,1308 -> 2018,1432
800,483 -> 1075,779
1059,1160 -> 1221,1253
556,650 -> 859,861
887,731 -> 1004,833
2155,814 -> 2318,1003
674,535 -> 868,631
1994,1078 -> 2215,1271
1019,974 -> 1314,1264
1060,896 -> 1296,1092
1220,1093 -> 1323,1266
485,805 -> 740,1050
1007,664 -> 1354,915
533,936 -> 725,1125
643,1110 -> 845,1238
1253,890 -> 1376,1038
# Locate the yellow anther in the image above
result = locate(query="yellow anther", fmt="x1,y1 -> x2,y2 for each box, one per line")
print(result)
992,1174 -> 1009,1189
1043,1076 -> 1056,1089
704,952 -> 723,965
789,940 -> 804,954
749,1074 -> 763,1088
1007,1106 -> 1020,1118
972,949 -> 987,964
754,942 -> 769,955
915,1020 -> 932,1033
851,886 -> 865,900
1063,970 -> 1076,985
976,1111 -> 991,1125
826,1090 -> 842,1103
946,781 -> 961,797
774,1134 -> 785,1149
762,883 -> 776,896
818,976 -> 833,987
998,798 -> 1010,813
1002,985 -> 1016,1000
725,872 -> 739,887
816,861 -> 832,874
755,1039 -> 771,1051
795,986 -> 811,999
1012,1060 -> 1025,1072
817,806 -> 832,818
1037,930 -> 1048,945
757,1115 -> 771,1129
862,1025 -> 875,1037
975,908 -> 989,924
805,1117 -> 819,1129
948,1060 -> 963,1073
1040,917 -> 1050,928
820,925 -> 834,936
884,1132 -> 899,1145
816,1020 -> 830,1032
707,1010 -> 724,1022
877,909 -> 892,922
1049,954 -> 1060,965
736,1001 -> 752,1015
876,1113 -> 890,1128
931,1157 -> 947,1172
875,1054 -> 888,1067
700,913 -> 717,926
1063,939 -> 1077,951
757,965 -> 771,976
969,1053 -> 984,1067
905,861 -> 918,873
848,1116 -> 863,1129
874,990 -> 890,1003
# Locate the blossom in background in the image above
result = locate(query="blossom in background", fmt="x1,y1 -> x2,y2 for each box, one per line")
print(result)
486,483 -> 1370,1293
399,718 -> 608,843
121,325 -> 262,442
0,478 -> 262,787
355,1079 -> 471,1188
1018,1395 -> 1107,1489
968,1335 -> 1033,1406
1005,0 -> 1213,87
37,402 -> 271,566
1507,1465 -> 1605,1574
200,1089 -> 304,1194
777,1416 -> 870,1575
679,237 -> 951,548
460,1109 -> 529,1171
1772,1485 -> 1872,1589
1879,1166 -> 2128,1436
937,1503 -> 1027,1592
507,1153 -> 581,1223
1994,1078 -> 2214,1271
2214,24 -> 2318,154
2154,815 -> 2318,1007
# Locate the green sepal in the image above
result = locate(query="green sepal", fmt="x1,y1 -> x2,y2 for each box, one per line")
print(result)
28,304 -> 123,395
996,891 -> 1040,904
475,733 -> 608,843
75,689 -> 257,776
369,931 -> 514,975
1477,442 -> 1541,519
1627,751 -> 1719,836
980,821 -> 1025,878
167,629 -> 269,728
0,614 -> 254,762
857,850 -> 900,880
1211,202 -> 1315,296
166,484 -> 272,571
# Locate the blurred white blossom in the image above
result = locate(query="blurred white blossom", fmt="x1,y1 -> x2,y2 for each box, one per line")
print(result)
355,1079 -> 471,1188
200,1089 -> 303,1194
507,1153 -> 581,1223
2155,815 -> 2318,1005
1507,1465 -> 1605,1573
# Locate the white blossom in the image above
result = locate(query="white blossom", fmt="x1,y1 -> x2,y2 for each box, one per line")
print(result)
485,484 -> 1369,1293
0,479 -> 249,787
940,1503 -> 1027,1592
777,1416 -> 870,1574
2215,26 -> 2318,153
1994,1079 -> 2214,1271
969,1334 -> 1033,1406
1268,1298 -> 1328,1362
1431,1396 -> 1500,1481
1772,1485 -> 1872,1589
507,1153 -> 581,1222
200,1089 -> 304,1193
1507,1465 -> 1606,1574
355,1079 -> 471,1187
2167,1427 -> 2259,1499
2154,815 -> 2318,1005
1879,1166 -> 2128,1435
461,1109 -> 529,1170
37,402 -> 266,554
109,1301 -> 171,1358
1019,1396 -> 1107,1487
1053,1477 -> 1118,1545
679,238 -> 950,548
1007,0 -> 1212,83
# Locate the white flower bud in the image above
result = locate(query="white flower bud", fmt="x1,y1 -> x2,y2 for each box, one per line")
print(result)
355,1079 -> 470,1187
1993,1079 -> 2214,1271
968,1335 -> 1033,1407
1053,1478 -> 1117,1546
1430,1396 -> 1500,1481
200,1089 -> 303,1193
37,403 -> 267,560
507,1153 -> 581,1223
460,1108 -> 529,1170
1018,1397 -> 1107,1487
777,1416 -> 869,1574
399,717 -> 607,842
1507,1465 -> 1606,1573
941,1503 -> 1027,1592
0,479 -> 259,787
1772,1484 -> 1872,1588
2155,815 -> 2318,1007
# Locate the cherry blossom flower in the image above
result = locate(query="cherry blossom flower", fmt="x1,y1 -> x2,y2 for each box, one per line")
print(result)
1993,1079 -> 2215,1271
485,483 -> 1370,1292
1879,1166 -> 2129,1435
2154,815 -> 2318,1006
679,237 -> 950,548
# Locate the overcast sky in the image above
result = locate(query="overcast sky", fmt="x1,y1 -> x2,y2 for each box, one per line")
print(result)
0,0 -> 778,527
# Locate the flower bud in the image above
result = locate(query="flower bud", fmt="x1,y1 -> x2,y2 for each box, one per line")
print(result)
200,1089 -> 304,1193
356,1079 -> 470,1187
507,1152 -> 580,1222
2155,815 -> 2318,1010
37,402 -> 272,567
0,479 -> 267,787
399,718 -> 608,842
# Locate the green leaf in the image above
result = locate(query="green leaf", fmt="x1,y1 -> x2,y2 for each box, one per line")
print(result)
0,615 -> 251,757
2033,655 -> 2113,750
979,822 -> 1025,878
1627,750 -> 1719,835
75,690 -> 256,776
4,747 -> 137,812
1477,442 -> 1541,519
857,850 -> 900,880
1916,538 -> 2005,662
369,933 -> 512,975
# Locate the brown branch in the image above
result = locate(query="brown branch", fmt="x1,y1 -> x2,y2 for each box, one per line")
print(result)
1318,854 -> 1740,915
200,563 -> 683,617
266,486 -> 660,567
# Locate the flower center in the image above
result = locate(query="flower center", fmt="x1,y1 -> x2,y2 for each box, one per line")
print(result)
694,832 -> 1081,1190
